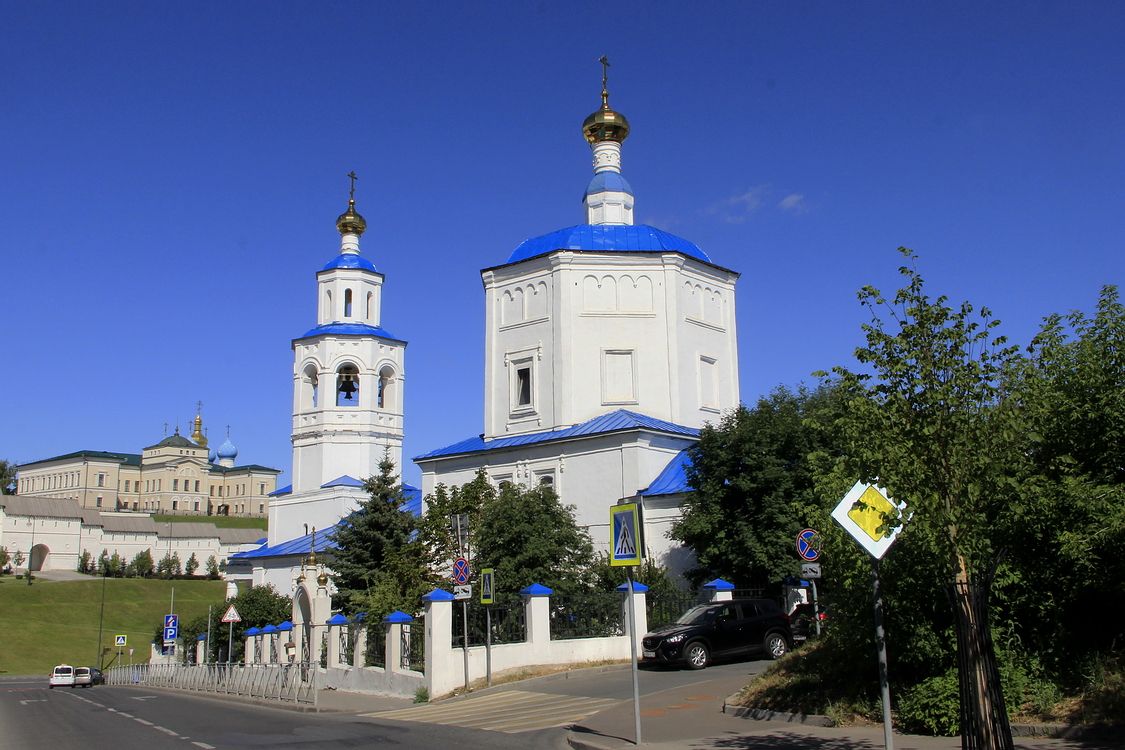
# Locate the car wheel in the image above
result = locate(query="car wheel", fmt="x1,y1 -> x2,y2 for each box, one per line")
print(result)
765,632 -> 789,659
685,641 -> 709,670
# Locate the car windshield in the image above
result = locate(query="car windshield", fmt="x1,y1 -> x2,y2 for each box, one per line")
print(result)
75,668 -> 89,675
675,605 -> 717,625
54,667 -> 73,675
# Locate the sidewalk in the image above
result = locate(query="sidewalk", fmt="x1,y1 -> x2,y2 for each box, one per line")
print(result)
565,679 -> 1122,750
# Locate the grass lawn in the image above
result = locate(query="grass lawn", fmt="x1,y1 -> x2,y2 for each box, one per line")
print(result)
153,513 -> 267,530
0,576 -> 225,676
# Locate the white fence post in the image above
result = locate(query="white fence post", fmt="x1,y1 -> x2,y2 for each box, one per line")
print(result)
521,583 -> 553,646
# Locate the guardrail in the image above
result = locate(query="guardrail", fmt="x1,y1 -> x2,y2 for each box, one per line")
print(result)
106,661 -> 318,706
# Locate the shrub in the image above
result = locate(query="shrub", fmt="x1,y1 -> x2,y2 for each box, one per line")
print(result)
896,669 -> 960,736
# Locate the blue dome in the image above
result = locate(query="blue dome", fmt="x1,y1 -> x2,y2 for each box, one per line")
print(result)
208,448 -> 218,463
585,171 -> 633,197
217,437 -> 238,460
506,224 -> 711,265
321,253 -> 377,272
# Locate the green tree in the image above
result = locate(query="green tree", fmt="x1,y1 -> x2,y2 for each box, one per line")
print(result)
182,585 -> 292,663
97,549 -> 110,576
0,546 -> 10,571
990,285 -> 1125,683
77,549 -> 92,574
0,459 -> 17,494
828,251 -> 1021,749
185,552 -> 199,577
205,555 -> 220,578
330,452 -> 418,615
672,385 -> 844,588
131,549 -> 155,577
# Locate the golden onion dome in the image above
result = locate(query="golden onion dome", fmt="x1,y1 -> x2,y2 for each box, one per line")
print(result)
336,198 -> 367,237
583,55 -> 630,144
583,106 -> 630,144
316,571 -> 329,587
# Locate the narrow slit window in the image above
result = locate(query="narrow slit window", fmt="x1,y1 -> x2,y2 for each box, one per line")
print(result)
344,288 -> 353,317
516,367 -> 531,406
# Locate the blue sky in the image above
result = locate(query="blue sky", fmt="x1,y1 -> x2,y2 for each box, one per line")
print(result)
2,2 -> 1121,487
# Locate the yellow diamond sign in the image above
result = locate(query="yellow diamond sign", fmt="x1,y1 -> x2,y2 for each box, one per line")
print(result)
831,481 -> 907,559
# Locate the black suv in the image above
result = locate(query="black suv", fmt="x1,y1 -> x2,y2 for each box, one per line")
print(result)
641,598 -> 792,669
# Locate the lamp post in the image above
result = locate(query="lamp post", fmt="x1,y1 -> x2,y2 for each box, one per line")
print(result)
27,516 -> 35,585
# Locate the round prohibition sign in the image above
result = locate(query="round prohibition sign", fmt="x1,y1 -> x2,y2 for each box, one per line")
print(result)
796,528 -> 821,562
452,556 -> 471,585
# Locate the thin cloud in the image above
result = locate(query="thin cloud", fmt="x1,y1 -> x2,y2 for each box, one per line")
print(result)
709,185 -> 770,224
778,193 -> 808,215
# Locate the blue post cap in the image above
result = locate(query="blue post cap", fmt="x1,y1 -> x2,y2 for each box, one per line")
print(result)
326,613 -> 349,626
351,612 -> 367,623
702,578 -> 735,591
615,581 -> 650,592
384,610 -> 414,624
422,588 -> 455,602
196,633 -> 207,641
245,627 -> 261,636
277,620 -> 294,632
520,583 -> 553,597
261,624 -> 279,634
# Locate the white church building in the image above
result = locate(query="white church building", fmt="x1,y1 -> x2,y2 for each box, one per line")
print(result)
237,66 -> 739,589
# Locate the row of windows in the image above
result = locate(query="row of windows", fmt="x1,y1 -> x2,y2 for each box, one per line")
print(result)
301,364 -> 397,410
324,287 -> 376,321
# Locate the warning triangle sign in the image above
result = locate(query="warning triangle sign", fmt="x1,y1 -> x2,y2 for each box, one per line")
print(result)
221,604 -> 241,623
615,519 -> 636,557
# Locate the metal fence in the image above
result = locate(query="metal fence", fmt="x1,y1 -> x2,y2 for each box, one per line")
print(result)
646,590 -> 703,629
454,600 -> 526,647
550,591 -> 624,639
402,622 -> 424,673
366,623 -> 387,668
106,661 -> 317,705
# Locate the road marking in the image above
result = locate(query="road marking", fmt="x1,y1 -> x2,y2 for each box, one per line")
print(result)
131,695 -> 158,701
19,699 -> 46,705
367,689 -> 624,733
153,725 -> 179,736
135,718 -> 154,726
192,743 -> 216,749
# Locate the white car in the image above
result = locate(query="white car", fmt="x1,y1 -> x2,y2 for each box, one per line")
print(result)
74,667 -> 93,687
49,664 -> 76,688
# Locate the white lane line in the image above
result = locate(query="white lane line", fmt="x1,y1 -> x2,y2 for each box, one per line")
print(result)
134,718 -> 154,726
192,743 -> 216,749
153,725 -> 179,736
118,711 -> 135,718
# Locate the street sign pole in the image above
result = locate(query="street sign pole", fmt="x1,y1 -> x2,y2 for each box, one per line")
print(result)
228,622 -> 233,665
485,606 -> 492,688
625,565 -> 642,746
205,605 -> 212,665
873,558 -> 893,750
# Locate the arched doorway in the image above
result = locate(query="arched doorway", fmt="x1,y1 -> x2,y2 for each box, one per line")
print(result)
29,544 -> 50,572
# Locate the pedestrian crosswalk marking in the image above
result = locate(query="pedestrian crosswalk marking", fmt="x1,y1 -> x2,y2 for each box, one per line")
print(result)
614,520 -> 635,557
365,689 -> 624,733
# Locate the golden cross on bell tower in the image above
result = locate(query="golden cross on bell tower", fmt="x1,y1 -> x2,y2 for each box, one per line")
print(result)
599,55 -> 611,109
347,170 -> 358,201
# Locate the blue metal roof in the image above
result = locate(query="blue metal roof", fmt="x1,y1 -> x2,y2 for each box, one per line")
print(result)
585,171 -> 633,197
231,484 -> 423,560
415,409 -> 699,461
229,523 -> 341,560
321,475 -> 364,489
640,449 -> 693,497
321,253 -> 377,272
506,224 -> 710,265
268,484 -> 292,498
295,322 -> 404,343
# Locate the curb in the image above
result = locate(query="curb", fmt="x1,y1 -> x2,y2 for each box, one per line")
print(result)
721,691 -> 834,726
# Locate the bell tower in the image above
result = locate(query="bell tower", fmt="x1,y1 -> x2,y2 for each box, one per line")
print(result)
289,174 -> 407,493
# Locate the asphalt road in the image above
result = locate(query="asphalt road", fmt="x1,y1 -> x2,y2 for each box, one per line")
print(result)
0,677 -> 560,750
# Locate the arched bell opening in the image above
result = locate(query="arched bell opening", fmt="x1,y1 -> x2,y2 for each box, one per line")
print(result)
302,364 -> 320,409
376,365 -> 395,410
344,288 -> 353,318
336,364 -> 360,407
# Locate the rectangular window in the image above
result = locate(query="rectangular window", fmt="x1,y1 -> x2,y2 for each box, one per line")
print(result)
194,480 -> 200,492
172,500 -> 178,511
97,473 -> 105,487
602,349 -> 636,404
259,503 -> 264,514
259,483 -> 265,495
157,479 -> 161,491
516,367 -> 531,406
210,486 -> 215,497
124,480 -> 130,492
96,496 -> 103,508
173,479 -> 179,491
699,356 -> 718,410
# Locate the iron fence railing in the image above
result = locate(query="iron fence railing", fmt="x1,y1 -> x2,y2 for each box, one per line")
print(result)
402,622 -> 424,673
106,661 -> 317,705
366,623 -> 387,668
550,591 -> 623,640
646,590 -> 704,629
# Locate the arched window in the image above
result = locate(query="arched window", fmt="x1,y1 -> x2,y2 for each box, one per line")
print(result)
325,289 -> 333,319
377,365 -> 394,409
366,291 -> 373,321
344,289 -> 353,317
336,364 -> 360,406
303,364 -> 319,409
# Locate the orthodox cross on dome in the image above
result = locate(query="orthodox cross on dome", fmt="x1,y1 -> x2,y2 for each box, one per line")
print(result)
347,170 -> 358,201
599,55 -> 611,108
196,400 -> 203,416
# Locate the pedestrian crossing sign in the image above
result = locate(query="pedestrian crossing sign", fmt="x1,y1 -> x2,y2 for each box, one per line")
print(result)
609,502 -> 642,566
